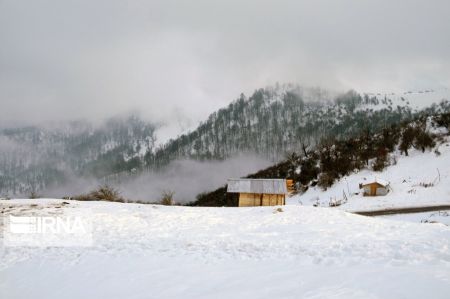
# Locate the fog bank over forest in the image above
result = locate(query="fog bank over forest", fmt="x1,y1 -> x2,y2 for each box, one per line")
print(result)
43,155 -> 272,203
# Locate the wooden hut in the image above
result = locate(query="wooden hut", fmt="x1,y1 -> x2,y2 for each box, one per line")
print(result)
227,179 -> 287,207
360,178 -> 390,196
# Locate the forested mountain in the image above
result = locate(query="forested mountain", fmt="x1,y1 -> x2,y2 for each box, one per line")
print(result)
146,85 -> 449,168
1,84 -> 449,198
0,115 -> 156,196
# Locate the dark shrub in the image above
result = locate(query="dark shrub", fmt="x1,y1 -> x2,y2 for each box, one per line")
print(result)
160,190 -> 175,205
414,128 -> 435,152
73,185 -> 125,202
399,126 -> 415,156
317,172 -> 336,190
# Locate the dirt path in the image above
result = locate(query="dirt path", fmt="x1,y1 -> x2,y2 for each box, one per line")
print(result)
352,205 -> 450,216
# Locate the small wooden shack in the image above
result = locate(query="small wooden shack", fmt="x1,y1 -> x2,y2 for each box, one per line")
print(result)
227,178 -> 287,207
360,179 -> 390,196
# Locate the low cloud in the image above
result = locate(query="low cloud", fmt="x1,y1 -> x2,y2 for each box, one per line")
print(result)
1,0 -> 449,131
43,154 -> 272,203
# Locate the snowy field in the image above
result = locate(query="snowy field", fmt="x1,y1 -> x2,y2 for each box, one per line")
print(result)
1,199 -> 450,299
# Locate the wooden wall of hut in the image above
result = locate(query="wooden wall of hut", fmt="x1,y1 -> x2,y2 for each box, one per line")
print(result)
238,193 -> 285,207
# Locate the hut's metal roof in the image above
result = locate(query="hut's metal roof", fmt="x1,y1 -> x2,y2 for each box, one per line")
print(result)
227,179 -> 287,194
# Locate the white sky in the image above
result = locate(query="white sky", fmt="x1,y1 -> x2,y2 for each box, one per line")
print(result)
1,0 -> 449,130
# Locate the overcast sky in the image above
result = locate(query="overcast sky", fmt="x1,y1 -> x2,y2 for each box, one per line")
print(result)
1,0 -> 449,129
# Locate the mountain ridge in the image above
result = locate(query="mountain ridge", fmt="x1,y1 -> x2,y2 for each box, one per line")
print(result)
1,85 -> 449,197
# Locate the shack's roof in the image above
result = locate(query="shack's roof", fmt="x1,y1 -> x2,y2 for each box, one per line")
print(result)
227,179 -> 287,194
361,178 -> 390,187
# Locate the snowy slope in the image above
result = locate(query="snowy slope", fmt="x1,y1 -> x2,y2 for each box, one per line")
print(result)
1,199 -> 450,298
288,134 -> 450,212
367,88 -> 450,111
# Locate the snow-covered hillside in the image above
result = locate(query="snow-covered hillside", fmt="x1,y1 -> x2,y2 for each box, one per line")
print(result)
370,88 -> 450,111
288,132 -> 450,213
1,199 -> 450,298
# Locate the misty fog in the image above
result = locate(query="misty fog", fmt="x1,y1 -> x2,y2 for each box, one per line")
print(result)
119,155 -> 272,203
44,154 -> 272,203
38,154 -> 273,204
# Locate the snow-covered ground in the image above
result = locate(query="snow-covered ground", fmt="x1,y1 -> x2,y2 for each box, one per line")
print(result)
1,199 -> 450,298
381,210 -> 450,226
288,135 -> 450,213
